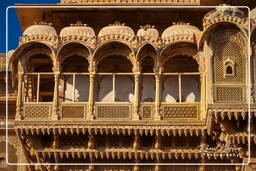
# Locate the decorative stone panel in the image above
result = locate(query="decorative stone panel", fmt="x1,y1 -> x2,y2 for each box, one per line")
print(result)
95,103 -> 132,119
212,29 -> 246,84
215,86 -> 244,103
161,103 -> 199,119
140,103 -> 154,119
61,104 -> 87,119
24,104 -> 51,119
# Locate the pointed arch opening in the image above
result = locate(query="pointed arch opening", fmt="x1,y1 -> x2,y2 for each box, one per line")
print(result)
16,43 -> 56,103
160,43 -> 200,103
138,44 -> 157,103
58,43 -> 91,103
94,42 -> 135,103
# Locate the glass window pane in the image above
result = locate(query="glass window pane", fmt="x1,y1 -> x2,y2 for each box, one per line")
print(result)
39,74 -> 54,102
97,75 -> 113,102
115,75 -> 134,102
181,75 -> 200,102
74,75 -> 89,102
141,76 -> 155,102
63,75 -> 74,102
161,76 -> 179,102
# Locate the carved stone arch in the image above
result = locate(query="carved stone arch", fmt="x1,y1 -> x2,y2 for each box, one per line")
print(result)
137,43 -> 158,72
159,42 -> 202,73
93,41 -> 137,72
199,22 -> 248,50
57,42 -> 92,72
8,41 -> 56,85
9,41 -> 56,71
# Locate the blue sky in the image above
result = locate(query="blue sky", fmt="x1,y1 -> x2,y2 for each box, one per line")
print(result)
1,0 -> 59,53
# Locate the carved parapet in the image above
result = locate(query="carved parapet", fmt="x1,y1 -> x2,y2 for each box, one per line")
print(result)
97,21 -> 135,46
137,25 -> 162,48
203,5 -> 248,31
20,35 -> 59,48
161,22 -> 201,46
20,22 -> 59,48
59,21 -> 97,48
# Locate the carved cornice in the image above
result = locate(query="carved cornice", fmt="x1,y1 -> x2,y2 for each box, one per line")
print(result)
208,104 -> 249,120
35,148 -> 239,161
210,108 -> 249,121
60,0 -> 200,5
15,124 -> 208,137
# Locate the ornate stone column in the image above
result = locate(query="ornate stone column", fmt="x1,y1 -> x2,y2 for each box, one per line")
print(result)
133,131 -> 140,150
155,162 -> 161,171
52,133 -> 60,149
199,158 -> 206,171
88,158 -> 95,171
155,131 -> 161,149
16,72 -> 23,120
155,73 -> 162,120
88,165 -> 95,171
204,42 -> 214,104
197,52 -> 207,121
133,159 -> 140,171
88,133 -> 95,149
199,165 -> 206,171
52,72 -> 59,120
87,73 -> 95,120
133,73 -> 140,120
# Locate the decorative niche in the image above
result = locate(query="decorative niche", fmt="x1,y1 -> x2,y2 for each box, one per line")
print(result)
223,58 -> 235,77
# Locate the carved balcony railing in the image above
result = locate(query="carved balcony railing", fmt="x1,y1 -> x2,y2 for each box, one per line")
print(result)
213,84 -> 246,103
161,102 -> 200,120
59,73 -> 89,119
60,102 -> 87,119
95,102 -> 132,120
23,102 -> 52,120
16,72 -> 203,121
140,102 -> 155,120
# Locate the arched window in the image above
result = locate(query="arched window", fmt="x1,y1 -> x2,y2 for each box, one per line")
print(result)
224,58 -> 235,77
162,55 -> 200,102
25,54 -> 54,102
141,56 -> 155,102
58,43 -> 90,103
226,66 -> 233,74
61,55 -> 89,102
96,55 -> 134,102
139,44 -> 157,102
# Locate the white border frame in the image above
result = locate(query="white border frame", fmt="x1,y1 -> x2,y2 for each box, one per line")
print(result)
5,5 -> 251,166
